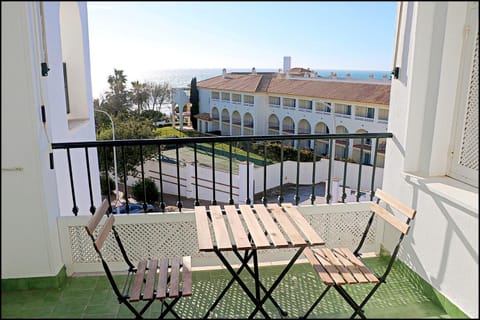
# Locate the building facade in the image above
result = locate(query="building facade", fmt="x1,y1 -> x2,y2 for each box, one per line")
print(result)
195,67 -> 391,166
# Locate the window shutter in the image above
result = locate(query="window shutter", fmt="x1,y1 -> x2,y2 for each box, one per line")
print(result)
449,24 -> 478,187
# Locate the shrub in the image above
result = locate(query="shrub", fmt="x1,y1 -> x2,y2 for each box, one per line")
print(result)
131,178 -> 159,204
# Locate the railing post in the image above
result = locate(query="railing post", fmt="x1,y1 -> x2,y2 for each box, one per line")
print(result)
211,142 -> 216,205
370,138 -> 380,201
193,143 -> 200,206
84,147 -> 95,214
157,145 -> 166,211
262,141 -> 268,205
310,139 -> 317,205
356,138 -> 364,202
277,141 -> 284,204
67,148 -> 79,215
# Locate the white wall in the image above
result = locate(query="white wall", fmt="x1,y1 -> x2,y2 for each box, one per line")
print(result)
1,1 -> 100,279
383,2 -> 478,317
1,2 -> 64,278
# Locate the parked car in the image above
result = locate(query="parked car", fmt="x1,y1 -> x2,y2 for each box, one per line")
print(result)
111,202 -> 154,214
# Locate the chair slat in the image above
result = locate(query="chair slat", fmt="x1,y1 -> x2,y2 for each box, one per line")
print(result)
371,203 -> 410,235
322,248 -> 357,284
253,204 -> 289,248
312,248 -> 346,285
282,203 -> 325,245
224,205 -> 252,250
331,248 -> 369,283
169,257 -> 181,298
86,199 -> 109,236
375,189 -> 416,219
238,205 -> 271,248
156,258 -> 169,299
130,260 -> 147,302
267,204 -> 305,247
194,206 -> 214,251
210,206 -> 233,250
143,259 -> 158,300
339,248 -> 379,283
94,215 -> 115,251
303,248 -> 335,285
182,256 -> 193,297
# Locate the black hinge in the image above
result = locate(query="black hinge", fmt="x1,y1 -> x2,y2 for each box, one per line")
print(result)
392,67 -> 400,79
41,62 -> 50,76
41,105 -> 46,124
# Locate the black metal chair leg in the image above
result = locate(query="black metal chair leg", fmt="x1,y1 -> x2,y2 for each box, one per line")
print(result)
158,297 -> 181,319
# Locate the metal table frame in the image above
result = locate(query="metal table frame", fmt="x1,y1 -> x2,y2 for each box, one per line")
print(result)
195,203 -> 325,319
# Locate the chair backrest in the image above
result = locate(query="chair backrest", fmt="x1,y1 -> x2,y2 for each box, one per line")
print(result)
360,188 -> 417,281
85,199 -> 113,253
371,188 -> 416,235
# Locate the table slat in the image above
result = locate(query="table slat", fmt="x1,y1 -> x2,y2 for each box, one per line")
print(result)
210,206 -> 233,250
253,204 -> 289,248
238,205 -> 271,249
194,206 -> 214,252
224,205 -> 252,250
267,204 -> 305,246
282,203 -> 325,245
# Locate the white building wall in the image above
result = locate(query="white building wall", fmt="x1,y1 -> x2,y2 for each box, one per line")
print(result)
198,88 -> 388,140
1,1 -> 99,279
383,2 -> 478,317
2,2 -> 63,279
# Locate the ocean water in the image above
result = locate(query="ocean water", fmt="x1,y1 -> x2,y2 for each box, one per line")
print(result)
144,68 -> 391,89
146,68 -> 391,116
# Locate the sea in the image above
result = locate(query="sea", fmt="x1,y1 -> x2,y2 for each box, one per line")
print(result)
139,68 -> 391,116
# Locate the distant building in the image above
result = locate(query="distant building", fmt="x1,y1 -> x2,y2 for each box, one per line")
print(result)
195,58 -> 391,166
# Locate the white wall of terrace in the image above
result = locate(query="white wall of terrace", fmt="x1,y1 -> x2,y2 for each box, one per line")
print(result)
383,2 -> 478,317
1,1 -> 100,280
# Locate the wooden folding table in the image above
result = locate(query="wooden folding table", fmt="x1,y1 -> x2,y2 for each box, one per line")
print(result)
195,203 -> 325,318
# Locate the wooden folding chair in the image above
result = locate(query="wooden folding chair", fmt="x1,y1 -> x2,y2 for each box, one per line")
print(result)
85,199 -> 193,319
302,188 -> 416,319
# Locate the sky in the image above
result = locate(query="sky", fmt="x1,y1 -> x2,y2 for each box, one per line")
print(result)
87,1 -> 398,97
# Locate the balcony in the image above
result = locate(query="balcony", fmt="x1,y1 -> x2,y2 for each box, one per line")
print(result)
1,133 -> 470,318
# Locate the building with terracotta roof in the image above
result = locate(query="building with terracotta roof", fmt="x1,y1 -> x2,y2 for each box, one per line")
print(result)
195,59 -> 391,166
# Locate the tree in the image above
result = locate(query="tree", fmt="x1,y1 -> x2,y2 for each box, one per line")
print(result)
97,113 -> 157,179
130,80 -> 149,113
189,77 -> 199,130
148,81 -> 171,111
103,69 -> 131,116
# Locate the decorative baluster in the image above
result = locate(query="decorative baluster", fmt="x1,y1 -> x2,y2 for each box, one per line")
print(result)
84,147 -> 95,214
67,148 -> 78,215
356,138 -> 364,202
157,145 -> 166,211
194,143 -> 200,206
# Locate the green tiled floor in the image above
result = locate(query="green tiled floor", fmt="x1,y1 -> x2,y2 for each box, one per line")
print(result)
2,257 -> 451,319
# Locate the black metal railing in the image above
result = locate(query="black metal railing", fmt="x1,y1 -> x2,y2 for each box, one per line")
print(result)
51,132 -> 392,215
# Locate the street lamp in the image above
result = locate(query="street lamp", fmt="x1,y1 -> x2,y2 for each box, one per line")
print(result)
94,109 -> 119,204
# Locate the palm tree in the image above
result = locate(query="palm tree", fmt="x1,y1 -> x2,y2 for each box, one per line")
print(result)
130,81 -> 149,113
104,69 -> 130,116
